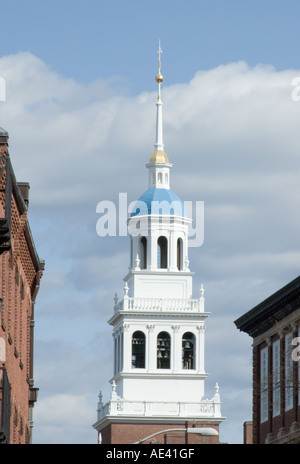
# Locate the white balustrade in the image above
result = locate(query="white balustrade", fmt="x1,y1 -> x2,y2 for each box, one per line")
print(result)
114,297 -> 204,313
97,397 -> 221,421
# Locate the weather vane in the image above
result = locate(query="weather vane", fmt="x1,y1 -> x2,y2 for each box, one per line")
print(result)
158,40 -> 162,73
155,40 -> 163,88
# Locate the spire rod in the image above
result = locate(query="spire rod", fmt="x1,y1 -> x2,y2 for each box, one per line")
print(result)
154,40 -> 164,152
158,40 -> 162,82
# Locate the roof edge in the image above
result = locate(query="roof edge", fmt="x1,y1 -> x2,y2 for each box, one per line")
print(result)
235,275 -> 300,337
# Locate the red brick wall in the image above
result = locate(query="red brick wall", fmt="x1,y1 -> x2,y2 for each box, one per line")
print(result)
253,332 -> 300,444
252,344 -> 259,443
99,421 -> 220,445
243,421 -> 253,444
0,139 -> 42,444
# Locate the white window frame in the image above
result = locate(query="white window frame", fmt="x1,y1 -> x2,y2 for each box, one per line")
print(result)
272,339 -> 280,417
260,346 -> 268,423
285,332 -> 293,411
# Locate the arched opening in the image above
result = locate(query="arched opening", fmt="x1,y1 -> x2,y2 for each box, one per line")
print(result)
182,332 -> 195,369
165,172 -> 168,185
140,236 -> 147,269
158,172 -> 162,184
177,238 -> 183,270
157,331 -> 171,369
132,331 -> 146,368
157,236 -> 168,269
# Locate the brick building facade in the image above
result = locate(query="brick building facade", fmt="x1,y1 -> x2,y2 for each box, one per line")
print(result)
235,276 -> 300,444
98,421 -> 220,445
0,127 -> 44,444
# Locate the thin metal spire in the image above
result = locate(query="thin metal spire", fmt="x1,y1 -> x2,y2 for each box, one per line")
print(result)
158,40 -> 162,74
154,40 -> 164,151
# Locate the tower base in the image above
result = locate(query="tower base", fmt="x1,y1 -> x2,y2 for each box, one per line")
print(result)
94,419 -> 222,445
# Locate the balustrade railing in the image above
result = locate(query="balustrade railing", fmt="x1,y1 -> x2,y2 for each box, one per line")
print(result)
97,397 -> 221,421
114,297 -> 204,313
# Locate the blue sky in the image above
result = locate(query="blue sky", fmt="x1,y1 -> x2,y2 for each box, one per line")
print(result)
1,0 -> 300,445
2,0 -> 300,91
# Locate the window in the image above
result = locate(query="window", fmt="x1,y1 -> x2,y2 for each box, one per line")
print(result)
182,332 -> 195,369
140,237 -> 147,269
14,407 -> 18,427
158,172 -> 162,184
132,331 -> 146,368
20,279 -> 25,299
157,236 -> 168,269
260,347 -> 268,423
272,340 -> 280,417
157,332 -> 170,369
19,417 -> 24,436
285,333 -> 293,411
15,266 -> 19,285
177,238 -> 183,270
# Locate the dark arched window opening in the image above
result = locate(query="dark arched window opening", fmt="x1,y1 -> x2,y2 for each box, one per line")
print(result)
157,331 -> 171,369
177,238 -> 183,270
132,331 -> 146,368
182,332 -> 195,369
157,236 -> 168,269
140,236 -> 147,269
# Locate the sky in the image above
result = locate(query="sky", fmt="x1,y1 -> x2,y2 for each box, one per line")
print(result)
1,0 -> 300,444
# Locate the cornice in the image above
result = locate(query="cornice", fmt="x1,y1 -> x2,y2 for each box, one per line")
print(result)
108,311 -> 210,326
235,275 -> 300,338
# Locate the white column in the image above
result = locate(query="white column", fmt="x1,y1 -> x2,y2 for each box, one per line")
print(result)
131,237 -> 138,270
122,324 -> 131,371
147,324 -> 156,371
172,325 -> 181,371
149,228 -> 157,271
169,231 -> 177,271
184,231 -> 189,270
197,324 -> 205,373
199,284 -> 205,312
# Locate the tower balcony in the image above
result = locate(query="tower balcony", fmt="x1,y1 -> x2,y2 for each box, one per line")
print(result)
113,296 -> 206,314
97,398 -> 221,421
96,383 -> 222,422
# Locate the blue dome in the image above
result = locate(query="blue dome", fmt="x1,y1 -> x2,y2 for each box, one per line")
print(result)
131,188 -> 185,217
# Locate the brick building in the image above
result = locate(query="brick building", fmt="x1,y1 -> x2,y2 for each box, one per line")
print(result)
235,276 -> 300,444
0,127 -> 44,444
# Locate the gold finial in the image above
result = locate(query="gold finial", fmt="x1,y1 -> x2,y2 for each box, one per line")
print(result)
155,40 -> 163,84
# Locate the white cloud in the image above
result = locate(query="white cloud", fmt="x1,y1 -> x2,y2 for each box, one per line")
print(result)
2,52 -> 300,444
33,394 -> 96,444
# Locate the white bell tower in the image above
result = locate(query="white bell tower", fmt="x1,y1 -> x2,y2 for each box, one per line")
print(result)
93,43 -> 224,445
